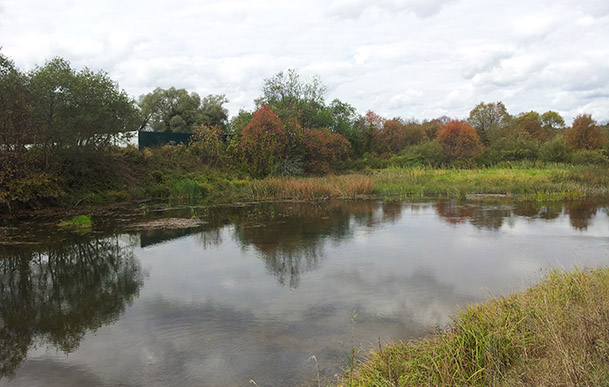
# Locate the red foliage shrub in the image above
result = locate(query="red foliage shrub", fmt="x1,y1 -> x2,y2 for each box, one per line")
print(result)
303,128 -> 351,174
437,120 -> 483,160
239,106 -> 287,176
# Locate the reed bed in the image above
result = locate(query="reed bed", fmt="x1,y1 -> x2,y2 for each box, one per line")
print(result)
247,175 -> 375,201
346,267 -> 609,386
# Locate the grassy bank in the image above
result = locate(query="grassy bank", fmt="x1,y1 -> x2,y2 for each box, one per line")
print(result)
239,163 -> 609,203
345,267 -> 609,386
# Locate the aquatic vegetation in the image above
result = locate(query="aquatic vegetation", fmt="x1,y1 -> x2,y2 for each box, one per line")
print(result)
58,215 -> 92,232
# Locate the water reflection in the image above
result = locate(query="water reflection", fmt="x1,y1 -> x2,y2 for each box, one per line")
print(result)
434,199 -> 604,232
0,237 -> 143,377
2,198 -> 608,386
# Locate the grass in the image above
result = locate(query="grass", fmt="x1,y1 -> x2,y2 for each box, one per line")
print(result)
345,267 -> 609,386
371,164 -> 609,200
58,214 -> 92,232
245,175 -> 375,201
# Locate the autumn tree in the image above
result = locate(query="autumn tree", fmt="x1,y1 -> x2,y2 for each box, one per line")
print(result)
565,114 -> 604,151
467,102 -> 511,144
238,106 -> 287,177
437,120 -> 483,160
514,111 -> 545,141
303,128 -> 351,174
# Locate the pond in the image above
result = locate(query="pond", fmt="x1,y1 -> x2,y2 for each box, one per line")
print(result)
1,199 -> 608,386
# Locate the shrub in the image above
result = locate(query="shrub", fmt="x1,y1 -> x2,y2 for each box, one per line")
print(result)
303,128 -> 351,175
239,106 -> 287,177
402,141 -> 444,167
571,149 -> 609,165
540,135 -> 570,162
190,124 -> 225,166
437,120 -> 483,161
483,135 -> 539,163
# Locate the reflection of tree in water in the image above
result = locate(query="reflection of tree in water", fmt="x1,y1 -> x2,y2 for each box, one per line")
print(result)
434,201 -> 476,225
232,201 -> 381,288
565,201 -> 598,231
381,201 -> 404,224
469,207 -> 512,230
434,201 -> 513,230
0,237 -> 143,378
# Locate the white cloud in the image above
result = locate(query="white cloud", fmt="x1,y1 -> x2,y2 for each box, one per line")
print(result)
0,0 -> 607,123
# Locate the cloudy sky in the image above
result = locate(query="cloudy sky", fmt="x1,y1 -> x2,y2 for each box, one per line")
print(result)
1,0 -> 608,123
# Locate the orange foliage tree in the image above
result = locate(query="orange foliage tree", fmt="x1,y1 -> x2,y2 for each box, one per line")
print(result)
437,120 -> 483,160
565,114 -> 604,151
238,105 -> 287,177
303,128 -> 351,174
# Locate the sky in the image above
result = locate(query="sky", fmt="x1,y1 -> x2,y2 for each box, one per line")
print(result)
1,0 -> 608,124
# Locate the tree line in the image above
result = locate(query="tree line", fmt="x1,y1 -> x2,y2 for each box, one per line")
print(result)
1,54 -> 608,209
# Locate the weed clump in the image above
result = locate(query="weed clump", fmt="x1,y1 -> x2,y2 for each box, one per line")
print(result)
58,215 -> 92,233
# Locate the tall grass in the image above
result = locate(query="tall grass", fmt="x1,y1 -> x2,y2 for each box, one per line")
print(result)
247,175 -> 375,201
347,267 -> 609,386
372,164 -> 609,199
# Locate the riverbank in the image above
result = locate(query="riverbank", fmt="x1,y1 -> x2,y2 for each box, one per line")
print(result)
344,267 -> 609,386
3,161 -> 609,217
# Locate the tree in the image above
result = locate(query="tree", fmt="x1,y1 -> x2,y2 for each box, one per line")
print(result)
138,87 -> 202,133
515,111 -> 545,141
239,106 -> 287,177
228,109 -> 252,137
565,114 -> 604,151
255,69 -> 327,129
467,102 -> 511,144
541,111 -> 565,132
437,120 -> 483,160
200,94 -> 229,131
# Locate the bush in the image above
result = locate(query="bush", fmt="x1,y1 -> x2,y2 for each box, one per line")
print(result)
303,128 -> 351,175
239,106 -> 287,177
437,120 -> 483,161
571,149 -> 609,165
540,135 -> 570,163
190,124 -> 226,166
402,141 -> 444,167
482,135 -> 539,164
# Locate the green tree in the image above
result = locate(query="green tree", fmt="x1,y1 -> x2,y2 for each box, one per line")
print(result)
541,111 -> 565,132
200,94 -> 229,131
138,87 -> 202,133
467,102 -> 511,144
228,109 -> 253,137
29,57 -> 138,148
255,69 -> 327,129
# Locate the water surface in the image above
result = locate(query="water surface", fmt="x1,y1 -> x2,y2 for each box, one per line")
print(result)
1,199 -> 608,386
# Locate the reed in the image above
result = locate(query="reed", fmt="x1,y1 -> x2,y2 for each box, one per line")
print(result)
247,175 -> 375,201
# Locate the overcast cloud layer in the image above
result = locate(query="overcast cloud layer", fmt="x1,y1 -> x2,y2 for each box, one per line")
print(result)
1,0 -> 608,123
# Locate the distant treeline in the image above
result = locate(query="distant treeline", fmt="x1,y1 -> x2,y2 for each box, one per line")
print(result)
1,54 -> 608,210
